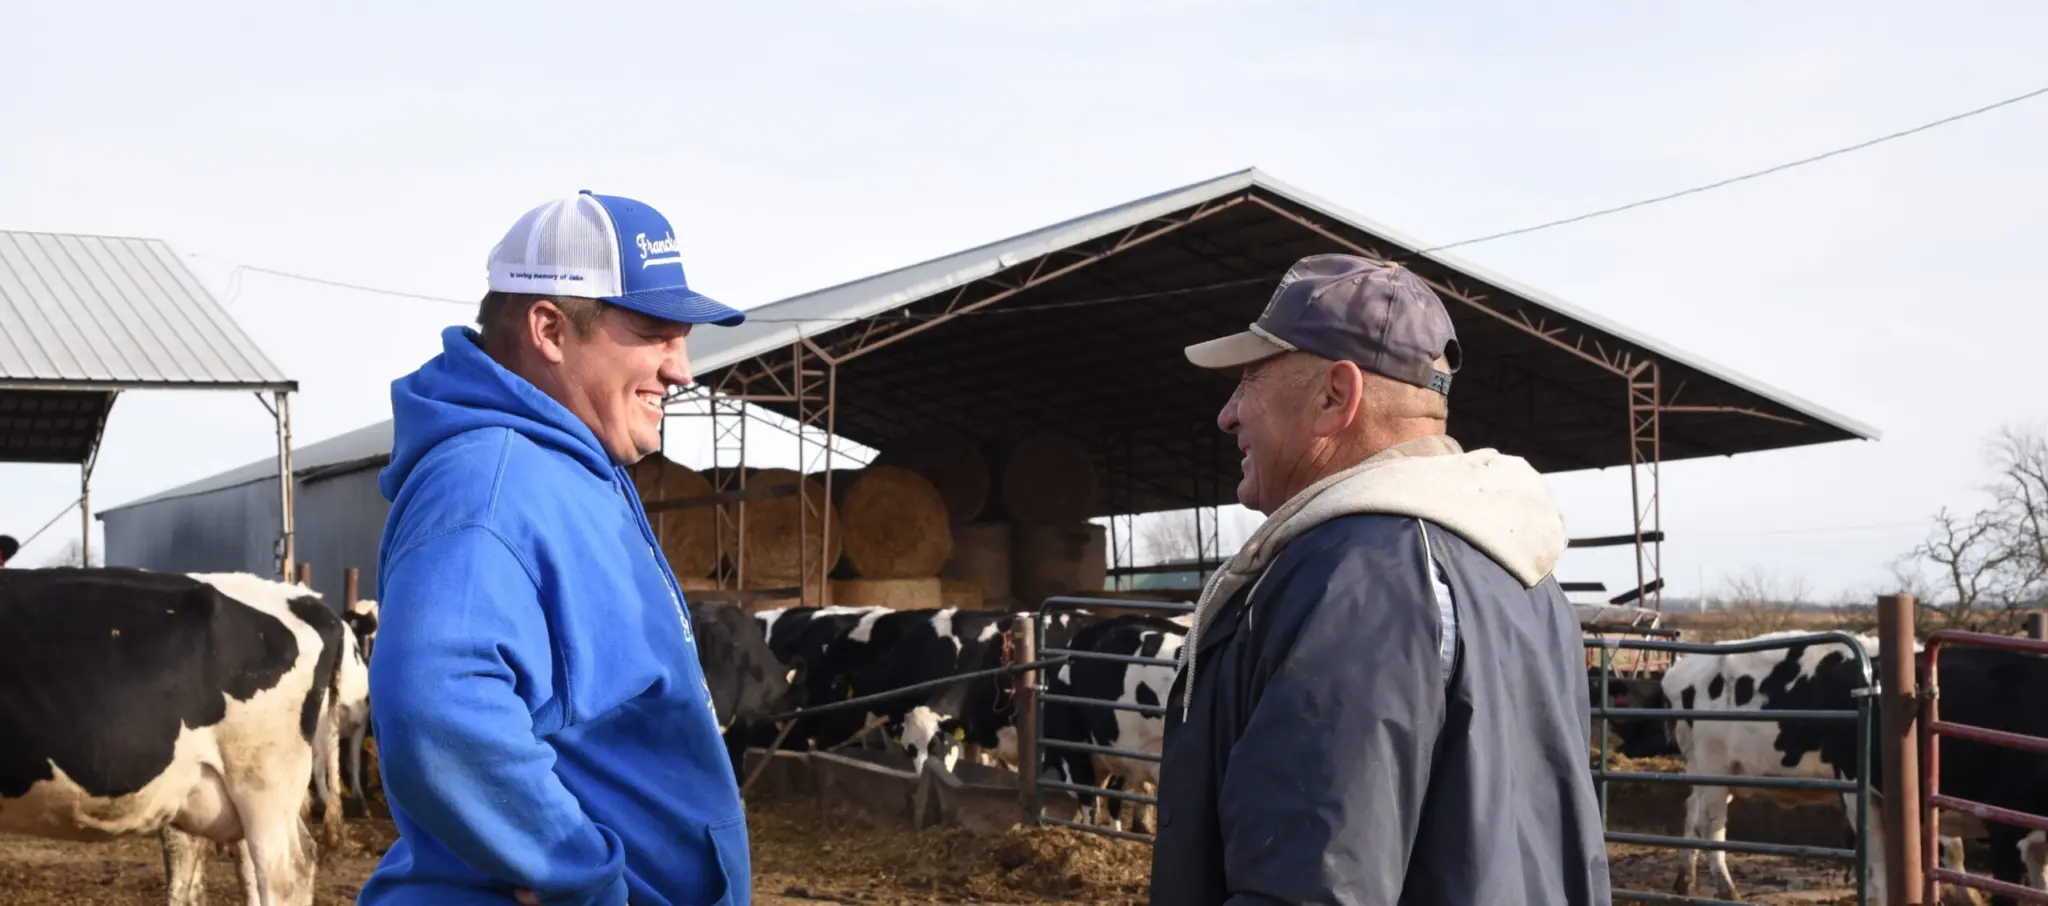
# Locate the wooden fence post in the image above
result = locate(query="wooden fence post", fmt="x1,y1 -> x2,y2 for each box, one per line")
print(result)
1013,614 -> 1039,825
1879,593 -> 1923,906
296,563 -> 312,588
344,567 -> 360,608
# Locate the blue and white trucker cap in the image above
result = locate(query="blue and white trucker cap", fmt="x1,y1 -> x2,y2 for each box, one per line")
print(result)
486,190 -> 745,327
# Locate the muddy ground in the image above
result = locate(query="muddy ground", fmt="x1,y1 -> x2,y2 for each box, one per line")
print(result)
0,791 -> 1863,905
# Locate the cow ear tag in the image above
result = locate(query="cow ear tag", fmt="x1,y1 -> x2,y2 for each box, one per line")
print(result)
952,727 -> 966,741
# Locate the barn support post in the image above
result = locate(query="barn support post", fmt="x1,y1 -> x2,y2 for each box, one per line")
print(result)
1879,593 -> 1924,906
1625,364 -> 1664,611
709,391 -> 749,591
273,390 -> 297,581
794,337 -> 840,606
78,462 -> 91,566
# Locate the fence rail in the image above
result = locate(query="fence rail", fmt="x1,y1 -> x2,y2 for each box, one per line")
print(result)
1588,632 -> 1875,906
1919,629 -> 2048,905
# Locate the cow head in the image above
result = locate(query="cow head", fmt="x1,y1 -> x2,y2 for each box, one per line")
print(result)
894,705 -> 964,776
1600,677 -> 1680,759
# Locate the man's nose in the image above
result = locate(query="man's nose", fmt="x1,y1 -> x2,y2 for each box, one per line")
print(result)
660,341 -> 693,388
1217,385 -> 1243,433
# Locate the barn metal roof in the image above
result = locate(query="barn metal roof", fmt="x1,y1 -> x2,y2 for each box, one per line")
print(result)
100,167 -> 1879,515
0,231 -> 295,392
0,230 -> 295,465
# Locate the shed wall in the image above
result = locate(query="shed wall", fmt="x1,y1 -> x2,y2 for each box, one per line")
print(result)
102,464 -> 389,606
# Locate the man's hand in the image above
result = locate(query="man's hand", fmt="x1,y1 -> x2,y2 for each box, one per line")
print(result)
515,890 -> 540,906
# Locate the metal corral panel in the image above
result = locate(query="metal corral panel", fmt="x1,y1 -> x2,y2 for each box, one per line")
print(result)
102,464 -> 390,607
0,230 -> 295,390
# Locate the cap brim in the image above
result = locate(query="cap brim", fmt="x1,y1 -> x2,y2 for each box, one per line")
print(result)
602,287 -> 747,328
1185,330 -> 1286,372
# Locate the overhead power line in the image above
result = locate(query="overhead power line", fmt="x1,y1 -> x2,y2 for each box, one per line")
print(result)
191,81 -> 2048,321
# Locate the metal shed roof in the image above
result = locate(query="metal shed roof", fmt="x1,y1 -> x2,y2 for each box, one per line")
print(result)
0,231 -> 295,391
101,167 -> 1878,515
0,230 -> 295,465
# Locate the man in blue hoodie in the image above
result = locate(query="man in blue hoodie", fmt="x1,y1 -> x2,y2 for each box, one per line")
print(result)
360,191 -> 750,906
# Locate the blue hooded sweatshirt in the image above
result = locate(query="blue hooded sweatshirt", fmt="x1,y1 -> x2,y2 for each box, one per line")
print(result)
359,326 -> 749,906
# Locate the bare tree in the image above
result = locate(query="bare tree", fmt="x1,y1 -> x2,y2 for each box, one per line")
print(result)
1903,424 -> 2048,635
35,538 -> 102,568
1137,510 -> 1200,565
1135,508 -> 1263,566
1707,566 -> 1816,638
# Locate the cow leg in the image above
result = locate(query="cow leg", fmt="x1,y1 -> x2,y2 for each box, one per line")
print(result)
347,720 -> 369,800
2021,830 -> 2048,890
227,767 -> 320,906
1985,823 -> 2031,906
237,840 -> 263,906
1938,835 -> 1990,906
162,826 -> 209,906
1673,785 -> 1736,900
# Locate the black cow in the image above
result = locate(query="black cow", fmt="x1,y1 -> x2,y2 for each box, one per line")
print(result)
0,566 -> 363,906
688,599 -> 804,779
1586,667 -> 1680,759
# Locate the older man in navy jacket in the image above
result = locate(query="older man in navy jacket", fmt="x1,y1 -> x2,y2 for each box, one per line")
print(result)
1150,254 -> 1612,906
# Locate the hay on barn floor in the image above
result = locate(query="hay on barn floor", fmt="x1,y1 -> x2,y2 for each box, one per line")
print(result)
747,791 -> 1151,904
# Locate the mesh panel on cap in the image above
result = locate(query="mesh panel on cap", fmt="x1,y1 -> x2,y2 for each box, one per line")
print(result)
486,195 -> 621,297
536,195 -> 618,275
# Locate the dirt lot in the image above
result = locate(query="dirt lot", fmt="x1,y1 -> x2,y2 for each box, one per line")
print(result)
0,789 -> 1865,906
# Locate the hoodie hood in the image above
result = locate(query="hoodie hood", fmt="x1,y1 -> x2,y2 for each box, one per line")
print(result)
1178,434 -> 1568,712
380,326 -> 621,501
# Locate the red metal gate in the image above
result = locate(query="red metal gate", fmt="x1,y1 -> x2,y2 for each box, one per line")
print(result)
1919,629 -> 2048,904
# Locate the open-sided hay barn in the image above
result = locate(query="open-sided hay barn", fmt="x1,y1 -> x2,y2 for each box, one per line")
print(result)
95,168 -> 1877,609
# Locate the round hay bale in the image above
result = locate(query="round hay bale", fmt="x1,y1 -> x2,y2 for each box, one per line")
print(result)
941,522 -> 1013,603
717,468 -> 843,587
1012,522 -> 1107,608
831,466 -> 954,579
872,430 -> 989,525
628,456 -> 718,579
994,432 -> 1098,525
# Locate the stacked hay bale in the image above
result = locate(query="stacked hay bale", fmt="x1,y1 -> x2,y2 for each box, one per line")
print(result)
876,429 -> 1107,612
828,464 -> 963,609
628,455 -> 719,580
992,431 -> 1106,609
716,467 -> 843,610
627,425 -> 1111,616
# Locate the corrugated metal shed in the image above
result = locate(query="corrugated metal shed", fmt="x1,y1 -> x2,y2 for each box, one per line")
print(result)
0,229 -> 296,468
0,230 -> 295,391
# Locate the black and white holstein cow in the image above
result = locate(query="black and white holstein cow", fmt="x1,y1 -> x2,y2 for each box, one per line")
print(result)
0,567 -> 367,906
751,605 -> 1106,777
688,598 -> 805,780
1647,630 -> 2048,906
335,597 -> 379,806
1039,612 -> 1189,834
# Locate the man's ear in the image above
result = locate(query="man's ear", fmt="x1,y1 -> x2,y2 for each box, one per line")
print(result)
527,299 -> 571,364
1311,360 -> 1365,436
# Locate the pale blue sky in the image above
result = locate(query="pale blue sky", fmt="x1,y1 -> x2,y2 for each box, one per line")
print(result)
3,1 -> 2043,601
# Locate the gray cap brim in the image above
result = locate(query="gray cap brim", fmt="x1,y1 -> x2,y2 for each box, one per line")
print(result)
1185,327 -> 1292,372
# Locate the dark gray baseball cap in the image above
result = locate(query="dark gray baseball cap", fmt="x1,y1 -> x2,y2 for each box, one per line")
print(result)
1186,253 -> 1462,394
